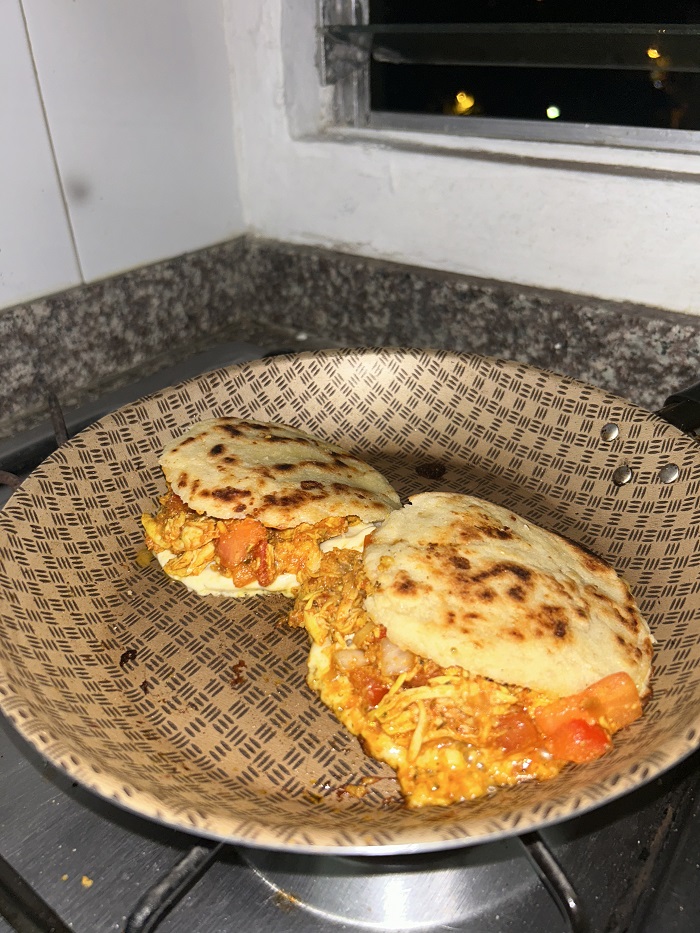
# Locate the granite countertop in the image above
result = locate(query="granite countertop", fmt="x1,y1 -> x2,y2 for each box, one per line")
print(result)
2,236 -> 700,444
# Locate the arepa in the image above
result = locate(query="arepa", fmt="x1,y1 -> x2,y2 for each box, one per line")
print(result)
290,491 -> 653,807
141,417 -> 400,597
363,492 -> 653,698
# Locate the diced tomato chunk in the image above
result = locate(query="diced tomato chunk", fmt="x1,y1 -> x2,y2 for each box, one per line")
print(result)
533,694 -> 600,737
533,671 -> 642,739
365,681 -> 389,707
252,538 -> 275,587
545,719 -> 612,763
581,672 -> 643,732
216,518 -> 268,570
348,668 -> 389,708
492,708 -> 541,754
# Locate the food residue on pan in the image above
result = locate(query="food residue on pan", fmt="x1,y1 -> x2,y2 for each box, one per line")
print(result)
118,648 -> 138,670
414,461 -> 447,480
229,660 -> 247,687
335,775 -> 386,800
135,548 -> 152,568
272,890 -> 302,912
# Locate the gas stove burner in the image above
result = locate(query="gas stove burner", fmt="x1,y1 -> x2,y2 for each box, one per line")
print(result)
241,842 -> 551,931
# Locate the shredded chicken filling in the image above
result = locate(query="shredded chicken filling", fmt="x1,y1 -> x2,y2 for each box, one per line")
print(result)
289,549 -> 640,807
141,487 -> 351,586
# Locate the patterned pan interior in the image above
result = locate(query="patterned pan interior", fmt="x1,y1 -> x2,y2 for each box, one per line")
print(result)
1,347 -> 699,854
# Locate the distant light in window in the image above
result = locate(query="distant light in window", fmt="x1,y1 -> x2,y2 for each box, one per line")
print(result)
546,105 -> 561,120
647,47 -> 661,60
452,91 -> 475,115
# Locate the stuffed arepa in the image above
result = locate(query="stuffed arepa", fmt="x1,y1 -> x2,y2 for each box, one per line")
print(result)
141,417 -> 401,597
363,492 -> 653,699
289,491 -> 653,808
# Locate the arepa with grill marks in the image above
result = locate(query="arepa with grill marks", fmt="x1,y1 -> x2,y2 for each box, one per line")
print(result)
362,492 -> 653,698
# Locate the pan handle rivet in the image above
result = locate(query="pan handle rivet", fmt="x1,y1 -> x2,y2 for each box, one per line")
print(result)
659,463 -> 680,484
601,423 -> 619,441
612,464 -> 633,486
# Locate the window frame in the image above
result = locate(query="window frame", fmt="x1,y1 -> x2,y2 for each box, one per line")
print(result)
316,0 -> 700,163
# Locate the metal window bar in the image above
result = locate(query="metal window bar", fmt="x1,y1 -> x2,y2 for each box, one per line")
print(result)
326,22 -> 700,72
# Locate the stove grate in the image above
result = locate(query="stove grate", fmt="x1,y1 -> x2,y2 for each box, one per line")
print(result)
124,844 -> 226,933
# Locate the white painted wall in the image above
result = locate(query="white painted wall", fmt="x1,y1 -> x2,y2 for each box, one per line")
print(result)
0,1 -> 80,306
0,0 -> 244,310
227,0 -> 700,316
2,0 -> 699,316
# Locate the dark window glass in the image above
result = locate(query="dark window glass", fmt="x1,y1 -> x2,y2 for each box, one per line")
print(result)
366,1 -> 700,130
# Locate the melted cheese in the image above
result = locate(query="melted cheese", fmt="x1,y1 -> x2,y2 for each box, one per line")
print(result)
156,550 -> 299,597
320,523 -> 376,553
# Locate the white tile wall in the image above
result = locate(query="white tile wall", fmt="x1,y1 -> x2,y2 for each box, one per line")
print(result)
0,0 -> 80,309
1,0 -> 244,309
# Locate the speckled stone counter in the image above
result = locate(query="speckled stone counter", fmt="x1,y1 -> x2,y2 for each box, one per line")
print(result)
2,235 -> 700,442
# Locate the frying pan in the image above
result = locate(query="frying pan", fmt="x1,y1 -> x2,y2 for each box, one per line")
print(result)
1,347 -> 699,855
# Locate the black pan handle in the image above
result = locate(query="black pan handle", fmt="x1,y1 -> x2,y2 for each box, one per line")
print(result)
655,380 -> 700,433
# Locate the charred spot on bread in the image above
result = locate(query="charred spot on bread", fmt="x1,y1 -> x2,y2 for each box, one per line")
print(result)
262,490 -> 313,508
393,571 -> 419,595
301,480 -> 324,490
473,562 -> 533,584
209,486 -> 251,502
219,423 -> 245,438
490,526 -> 514,540
449,554 -> 471,571
266,432 -> 313,444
